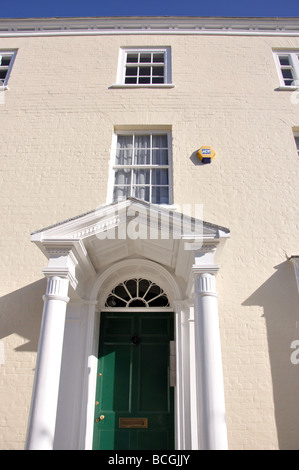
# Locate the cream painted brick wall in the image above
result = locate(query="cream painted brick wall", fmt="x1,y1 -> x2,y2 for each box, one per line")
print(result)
0,31 -> 299,449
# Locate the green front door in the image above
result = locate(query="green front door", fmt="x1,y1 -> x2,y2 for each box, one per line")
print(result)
92,311 -> 174,450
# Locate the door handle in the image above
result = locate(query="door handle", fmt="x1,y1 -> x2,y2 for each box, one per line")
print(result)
96,415 -> 105,422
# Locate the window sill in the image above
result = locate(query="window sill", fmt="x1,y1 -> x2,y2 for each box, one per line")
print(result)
277,85 -> 299,91
110,83 -> 175,89
147,203 -> 179,211
0,85 -> 9,91
159,204 -> 179,211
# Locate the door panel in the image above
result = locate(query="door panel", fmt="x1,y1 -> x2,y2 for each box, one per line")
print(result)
93,311 -> 174,450
139,344 -> 169,411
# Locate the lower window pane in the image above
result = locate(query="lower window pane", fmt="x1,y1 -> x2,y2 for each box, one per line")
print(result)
139,66 -> 151,76
125,76 -> 138,84
113,186 -> 131,201
138,76 -> 151,84
133,169 -> 150,184
282,69 -> 294,85
152,187 -> 169,204
152,169 -> 169,185
152,77 -> 164,84
113,133 -> 171,205
114,169 -> 131,185
133,186 -> 150,201
0,70 -> 7,81
126,66 -> 138,76
282,69 -> 293,78
153,66 -> 164,76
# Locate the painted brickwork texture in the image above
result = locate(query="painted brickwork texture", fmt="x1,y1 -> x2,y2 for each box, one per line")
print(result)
0,33 -> 299,450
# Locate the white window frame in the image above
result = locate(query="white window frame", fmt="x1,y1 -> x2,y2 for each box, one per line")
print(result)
0,50 -> 17,90
273,50 -> 299,89
113,47 -> 174,88
108,129 -> 173,205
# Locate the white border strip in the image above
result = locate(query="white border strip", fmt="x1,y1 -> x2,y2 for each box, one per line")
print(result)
0,17 -> 299,37
0,29 -> 299,37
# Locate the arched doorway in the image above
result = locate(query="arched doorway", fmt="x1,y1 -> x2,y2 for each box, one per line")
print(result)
92,278 -> 175,450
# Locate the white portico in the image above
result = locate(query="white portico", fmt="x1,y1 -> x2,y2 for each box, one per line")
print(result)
25,198 -> 230,450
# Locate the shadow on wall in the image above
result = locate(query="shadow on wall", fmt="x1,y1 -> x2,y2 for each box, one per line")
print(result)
243,260 -> 299,450
0,279 -> 45,352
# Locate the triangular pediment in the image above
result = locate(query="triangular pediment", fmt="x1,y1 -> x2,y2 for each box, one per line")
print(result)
32,198 -> 229,240
31,198 -> 230,276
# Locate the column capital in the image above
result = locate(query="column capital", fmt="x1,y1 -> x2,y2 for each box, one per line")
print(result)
193,271 -> 218,298
42,275 -> 70,303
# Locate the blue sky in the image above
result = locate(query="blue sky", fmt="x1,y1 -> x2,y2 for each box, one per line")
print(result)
0,0 -> 299,19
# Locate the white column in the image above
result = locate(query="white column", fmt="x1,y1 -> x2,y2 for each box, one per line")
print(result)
188,306 -> 199,449
193,269 -> 228,450
25,276 -> 70,450
173,301 -> 192,450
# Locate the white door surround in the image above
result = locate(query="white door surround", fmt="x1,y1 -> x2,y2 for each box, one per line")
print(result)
26,198 -> 230,450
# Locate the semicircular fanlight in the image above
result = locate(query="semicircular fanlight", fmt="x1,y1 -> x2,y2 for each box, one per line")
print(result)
105,278 -> 170,308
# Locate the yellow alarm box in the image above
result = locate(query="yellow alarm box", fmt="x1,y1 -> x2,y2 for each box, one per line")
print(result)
197,146 -> 216,164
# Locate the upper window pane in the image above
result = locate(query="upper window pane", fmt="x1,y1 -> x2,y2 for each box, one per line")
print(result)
140,53 -> 151,63
127,54 -> 138,63
274,51 -> 299,87
152,149 -> 168,165
153,135 -> 168,147
118,47 -> 171,86
153,53 -> 164,63
279,56 -> 291,66
116,135 -> 133,165
0,51 -> 16,87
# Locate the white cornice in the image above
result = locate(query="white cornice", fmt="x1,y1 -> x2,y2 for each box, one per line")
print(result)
0,16 -> 299,37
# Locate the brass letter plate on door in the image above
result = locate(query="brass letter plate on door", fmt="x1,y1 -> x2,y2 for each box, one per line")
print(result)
119,418 -> 148,429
